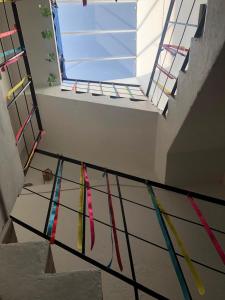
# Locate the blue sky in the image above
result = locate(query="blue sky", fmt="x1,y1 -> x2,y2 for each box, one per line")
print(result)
57,2 -> 137,81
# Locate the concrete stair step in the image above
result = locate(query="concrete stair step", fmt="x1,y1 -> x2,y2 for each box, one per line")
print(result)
0,241 -> 102,300
0,241 -> 53,277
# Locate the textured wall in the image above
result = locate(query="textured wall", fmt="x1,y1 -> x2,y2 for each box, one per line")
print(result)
0,87 -> 24,232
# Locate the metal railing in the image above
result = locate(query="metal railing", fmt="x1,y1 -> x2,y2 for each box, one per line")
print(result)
11,148 -> 225,300
147,0 -> 207,114
62,78 -> 148,101
0,1 -> 43,172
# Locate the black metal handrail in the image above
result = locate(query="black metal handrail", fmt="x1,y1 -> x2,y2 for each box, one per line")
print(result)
147,0 -> 207,113
0,1 -> 43,170
11,148 -> 225,300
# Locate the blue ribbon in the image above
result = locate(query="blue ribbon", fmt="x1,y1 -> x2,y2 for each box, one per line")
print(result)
147,185 -> 192,300
47,160 -> 63,237
0,47 -> 22,58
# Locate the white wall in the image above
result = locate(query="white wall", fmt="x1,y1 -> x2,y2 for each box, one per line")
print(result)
0,86 -> 24,232
35,86 -> 159,180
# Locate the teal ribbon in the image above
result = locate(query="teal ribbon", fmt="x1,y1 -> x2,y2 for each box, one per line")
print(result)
47,160 -> 63,237
147,185 -> 192,300
0,47 -> 21,58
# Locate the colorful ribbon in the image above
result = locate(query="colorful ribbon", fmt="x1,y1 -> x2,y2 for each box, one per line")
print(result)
147,185 -> 192,300
50,162 -> 63,244
189,196 -> 225,265
1,51 -> 24,72
157,200 -> 205,295
46,159 -> 63,243
162,44 -> 189,57
157,64 -> 176,80
6,76 -> 26,100
23,130 -> 45,172
83,164 -> 95,250
0,27 -> 17,39
106,173 -> 123,271
77,164 -> 85,252
153,80 -> 171,97
0,47 -> 21,59
16,107 -> 35,144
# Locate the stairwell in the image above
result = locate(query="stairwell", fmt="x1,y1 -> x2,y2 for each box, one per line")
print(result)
0,241 -> 102,300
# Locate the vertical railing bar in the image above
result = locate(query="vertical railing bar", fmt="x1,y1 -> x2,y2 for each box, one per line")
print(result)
160,2 -> 206,114
2,1 -> 36,140
11,2 -> 43,131
156,0 -> 197,106
149,0 -> 185,101
146,0 -> 176,96
0,36 -> 29,158
82,168 -> 87,255
43,157 -> 61,234
116,176 -> 139,300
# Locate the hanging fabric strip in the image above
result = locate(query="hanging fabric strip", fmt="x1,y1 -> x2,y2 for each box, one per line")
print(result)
153,80 -> 171,97
83,164 -> 95,250
157,64 -> 176,80
50,160 -> 64,244
23,130 -> 45,172
157,200 -> 205,295
189,196 -> 225,265
6,76 -> 26,100
0,27 -> 17,39
15,107 -> 35,144
106,173 -> 123,271
1,51 -> 24,71
77,164 -> 85,252
0,47 -> 21,59
162,44 -> 189,57
46,159 -> 63,240
83,0 -> 87,6
147,185 -> 192,300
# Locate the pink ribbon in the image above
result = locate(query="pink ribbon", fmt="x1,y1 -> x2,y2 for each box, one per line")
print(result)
163,44 -> 189,57
1,51 -> 24,72
189,196 -> 225,265
83,164 -> 95,250
106,173 -> 123,271
157,64 -> 176,79
0,27 -> 17,39
16,107 -> 35,144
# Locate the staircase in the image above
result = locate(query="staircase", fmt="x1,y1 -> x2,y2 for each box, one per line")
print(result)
0,241 -> 103,300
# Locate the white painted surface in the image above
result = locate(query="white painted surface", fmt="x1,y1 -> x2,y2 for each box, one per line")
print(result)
155,0 -> 225,186
0,86 -> 24,232
17,0 -> 61,89
35,87 -> 159,180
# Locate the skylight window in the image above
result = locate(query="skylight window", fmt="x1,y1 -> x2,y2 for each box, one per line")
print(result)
55,1 -> 137,83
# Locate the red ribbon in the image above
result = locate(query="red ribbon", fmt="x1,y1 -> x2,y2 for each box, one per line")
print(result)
189,196 -> 225,265
163,44 -> 189,57
157,64 -> 176,79
106,173 -> 123,271
1,51 -> 24,72
0,27 -> 17,39
83,164 -> 95,250
16,107 -> 35,144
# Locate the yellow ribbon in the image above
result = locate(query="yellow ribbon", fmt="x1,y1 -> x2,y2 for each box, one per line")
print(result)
154,80 -> 171,97
6,77 -> 26,100
157,200 -> 205,296
77,164 -> 84,251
